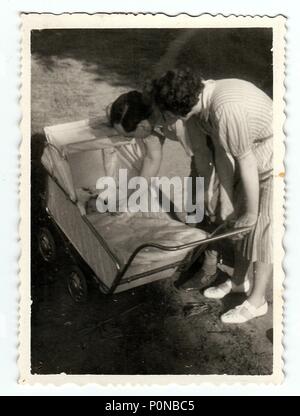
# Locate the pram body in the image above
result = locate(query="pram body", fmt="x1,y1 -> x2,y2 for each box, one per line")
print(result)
39,117 -> 247,300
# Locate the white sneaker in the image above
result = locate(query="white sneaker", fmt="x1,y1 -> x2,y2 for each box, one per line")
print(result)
203,279 -> 250,299
221,300 -> 268,324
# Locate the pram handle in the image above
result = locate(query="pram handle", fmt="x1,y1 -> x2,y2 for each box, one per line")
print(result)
109,223 -> 252,293
128,223 -> 251,254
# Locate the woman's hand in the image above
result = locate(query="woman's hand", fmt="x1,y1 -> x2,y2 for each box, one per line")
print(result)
234,212 -> 257,229
230,212 -> 257,240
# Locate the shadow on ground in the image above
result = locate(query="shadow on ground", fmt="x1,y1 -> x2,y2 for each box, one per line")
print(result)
31,257 -> 273,375
32,28 -> 273,95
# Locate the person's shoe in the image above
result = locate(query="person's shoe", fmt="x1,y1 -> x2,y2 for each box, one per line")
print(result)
180,269 -> 218,292
203,279 -> 250,299
221,300 -> 268,324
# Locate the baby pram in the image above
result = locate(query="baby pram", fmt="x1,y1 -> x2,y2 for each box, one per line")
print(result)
38,117 -> 248,302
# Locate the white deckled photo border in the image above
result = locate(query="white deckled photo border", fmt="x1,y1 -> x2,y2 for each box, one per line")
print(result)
19,13 -> 286,385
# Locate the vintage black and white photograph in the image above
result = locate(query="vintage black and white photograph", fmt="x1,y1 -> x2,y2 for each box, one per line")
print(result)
20,14 -> 285,383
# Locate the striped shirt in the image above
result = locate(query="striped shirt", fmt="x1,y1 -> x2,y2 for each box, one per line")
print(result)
196,79 -> 273,263
198,79 -> 273,180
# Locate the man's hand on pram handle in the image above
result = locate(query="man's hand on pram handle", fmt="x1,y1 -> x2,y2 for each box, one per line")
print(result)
227,212 -> 257,240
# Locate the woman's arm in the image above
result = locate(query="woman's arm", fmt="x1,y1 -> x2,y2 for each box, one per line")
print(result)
214,145 -> 235,221
215,103 -> 259,228
139,135 -> 163,180
235,150 -> 259,228
125,135 -> 163,208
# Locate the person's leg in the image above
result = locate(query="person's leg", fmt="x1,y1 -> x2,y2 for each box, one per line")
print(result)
180,248 -> 219,291
202,249 -> 218,274
220,261 -> 272,323
204,243 -> 251,299
247,261 -> 272,308
230,245 -> 251,290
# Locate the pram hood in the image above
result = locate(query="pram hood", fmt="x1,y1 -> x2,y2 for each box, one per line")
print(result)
42,117 -> 145,201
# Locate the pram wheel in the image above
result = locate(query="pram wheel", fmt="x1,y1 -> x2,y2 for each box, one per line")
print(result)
38,227 -> 57,263
67,265 -> 88,303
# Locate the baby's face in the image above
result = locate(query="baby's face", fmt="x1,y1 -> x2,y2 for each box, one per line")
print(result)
114,119 -> 152,139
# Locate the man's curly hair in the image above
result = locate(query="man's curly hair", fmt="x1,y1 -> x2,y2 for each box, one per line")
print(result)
144,68 -> 203,117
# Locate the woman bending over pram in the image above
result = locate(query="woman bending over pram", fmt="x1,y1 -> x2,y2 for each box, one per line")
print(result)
151,68 -> 273,324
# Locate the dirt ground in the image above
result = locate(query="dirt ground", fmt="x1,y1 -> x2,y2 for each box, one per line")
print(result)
30,29 -> 273,375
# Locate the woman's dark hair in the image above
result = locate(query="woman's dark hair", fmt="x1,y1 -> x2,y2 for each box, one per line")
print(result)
109,90 -> 153,132
146,68 -> 203,117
